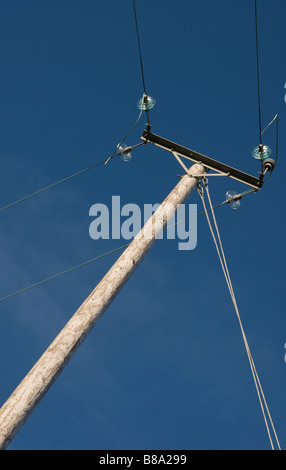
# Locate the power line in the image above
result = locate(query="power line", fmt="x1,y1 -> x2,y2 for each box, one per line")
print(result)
104,107 -> 143,164
0,189 -> 255,304
275,113 -> 279,163
0,243 -> 130,303
132,0 -> 152,126
0,158 -> 108,214
254,0 -> 262,145
132,0 -> 147,95
261,114 -> 277,137
0,161 -> 205,450
256,114 -> 279,184
0,110 -> 144,214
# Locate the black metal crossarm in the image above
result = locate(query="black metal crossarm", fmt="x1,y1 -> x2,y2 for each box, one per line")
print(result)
142,129 -> 263,190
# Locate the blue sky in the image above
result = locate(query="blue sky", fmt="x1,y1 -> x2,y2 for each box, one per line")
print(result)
0,0 -> 285,450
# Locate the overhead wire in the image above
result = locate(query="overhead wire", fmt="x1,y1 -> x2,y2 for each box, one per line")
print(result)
0,187 -> 256,304
0,110 -> 144,214
254,0 -> 263,146
261,114 -> 278,137
198,177 -> 281,450
104,106 -> 143,164
253,0 -> 279,184
0,158 -> 109,214
275,113 -> 279,163
132,0 -> 151,125
259,114 -> 279,184
0,244 -> 129,303
0,0 -> 150,298
1,4 -> 280,449
254,0 -> 268,178
132,0 -> 147,95
0,3 -> 149,213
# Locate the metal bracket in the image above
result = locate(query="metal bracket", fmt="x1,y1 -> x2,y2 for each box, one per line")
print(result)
171,150 -> 194,177
142,129 -> 263,190
171,150 -> 232,179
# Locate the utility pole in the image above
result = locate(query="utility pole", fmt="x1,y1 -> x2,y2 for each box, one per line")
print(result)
0,162 -> 205,450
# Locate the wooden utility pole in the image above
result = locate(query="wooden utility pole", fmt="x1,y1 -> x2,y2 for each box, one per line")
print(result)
0,162 -> 205,450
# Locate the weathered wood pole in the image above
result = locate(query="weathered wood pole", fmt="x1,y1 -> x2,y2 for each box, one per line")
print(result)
0,163 -> 205,449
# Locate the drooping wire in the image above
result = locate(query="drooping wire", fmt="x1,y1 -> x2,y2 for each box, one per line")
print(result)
275,113 -> 279,163
0,111 -> 144,214
261,114 -> 277,138
0,188 -> 256,304
105,106 -> 143,164
260,114 -> 279,183
0,158 -> 109,214
0,243 -> 130,303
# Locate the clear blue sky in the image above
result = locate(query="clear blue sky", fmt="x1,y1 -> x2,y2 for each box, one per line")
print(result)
0,0 -> 285,450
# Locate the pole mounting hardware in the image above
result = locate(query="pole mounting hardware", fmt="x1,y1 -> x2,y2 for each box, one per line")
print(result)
142,129 -> 263,190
